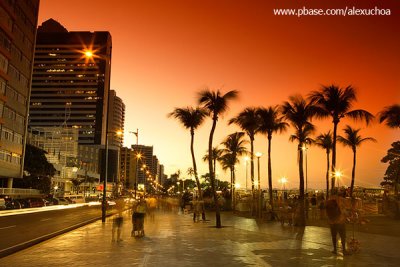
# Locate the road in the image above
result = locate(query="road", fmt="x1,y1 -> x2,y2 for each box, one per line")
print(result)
0,203 -> 105,257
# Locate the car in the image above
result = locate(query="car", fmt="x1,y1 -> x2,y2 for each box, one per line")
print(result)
5,199 -> 22,209
64,197 -> 75,204
26,198 -> 46,208
17,199 -> 30,208
65,195 -> 85,203
0,198 -> 6,210
55,197 -> 70,205
45,197 -> 59,205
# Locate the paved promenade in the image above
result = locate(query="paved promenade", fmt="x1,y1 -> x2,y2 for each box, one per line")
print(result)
0,209 -> 399,266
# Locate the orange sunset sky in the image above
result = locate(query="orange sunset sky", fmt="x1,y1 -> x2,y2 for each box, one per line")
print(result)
38,0 -> 399,190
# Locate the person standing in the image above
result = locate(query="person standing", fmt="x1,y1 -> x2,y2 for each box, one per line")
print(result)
112,198 -> 125,242
325,194 -> 350,255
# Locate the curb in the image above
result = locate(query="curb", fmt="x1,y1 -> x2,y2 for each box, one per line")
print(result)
0,213 -> 115,258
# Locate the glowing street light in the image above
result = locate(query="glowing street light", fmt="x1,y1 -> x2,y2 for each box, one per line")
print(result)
335,170 -> 343,188
84,50 -> 93,58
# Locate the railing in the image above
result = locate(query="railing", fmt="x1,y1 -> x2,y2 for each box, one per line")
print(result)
0,188 -> 41,197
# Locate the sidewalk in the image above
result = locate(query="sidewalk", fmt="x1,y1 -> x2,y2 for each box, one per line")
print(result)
0,209 -> 398,267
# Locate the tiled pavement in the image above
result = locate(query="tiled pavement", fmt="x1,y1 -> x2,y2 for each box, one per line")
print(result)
0,210 -> 399,266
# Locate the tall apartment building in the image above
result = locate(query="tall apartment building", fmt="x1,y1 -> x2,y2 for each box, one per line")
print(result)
159,164 -> 166,185
131,144 -> 153,186
151,155 -> 159,181
0,0 -> 40,188
120,147 -> 136,190
29,19 -> 121,189
108,89 -> 125,147
29,19 -> 112,146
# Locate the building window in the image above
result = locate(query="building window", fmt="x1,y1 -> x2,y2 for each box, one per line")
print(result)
12,154 -> 21,165
0,7 -> 13,32
14,133 -> 23,145
0,29 -> 12,52
3,106 -> 15,120
0,53 -> 8,73
1,127 -> 13,142
0,77 -> 6,95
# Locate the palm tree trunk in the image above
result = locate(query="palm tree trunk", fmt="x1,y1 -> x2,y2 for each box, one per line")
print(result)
331,121 -> 338,193
232,167 -> 236,211
209,117 -> 221,228
267,134 -> 274,215
190,129 -> 205,220
250,136 -> 256,216
326,151 -> 330,199
350,148 -> 356,197
297,143 -> 306,226
230,167 -> 233,210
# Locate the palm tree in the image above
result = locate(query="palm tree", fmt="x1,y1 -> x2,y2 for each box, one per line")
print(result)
314,131 -> 333,198
337,125 -> 376,197
70,178 -> 83,194
308,85 -> 374,192
282,95 -> 318,226
168,106 -> 207,219
229,107 -> 260,216
220,132 -> 249,210
378,104 -> 400,129
218,153 -> 236,208
257,106 -> 288,214
202,147 -> 224,179
198,88 -> 238,228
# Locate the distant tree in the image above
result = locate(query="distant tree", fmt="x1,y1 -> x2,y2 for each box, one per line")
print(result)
219,132 -> 248,209
229,107 -> 260,214
314,131 -> 333,198
257,106 -> 288,213
337,125 -> 376,197
14,144 -> 56,194
202,147 -> 224,177
282,95 -> 318,226
309,85 -> 374,191
169,106 -> 207,219
378,104 -> 400,129
198,88 -> 238,228
70,178 -> 83,194
380,141 -> 400,196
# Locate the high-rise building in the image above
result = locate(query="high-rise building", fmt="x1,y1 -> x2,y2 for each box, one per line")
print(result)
159,164 -> 165,185
151,155 -> 159,180
131,144 -> 153,185
0,0 -> 40,188
120,147 -> 136,190
108,89 -> 125,147
29,19 -> 112,146
30,19 -> 120,190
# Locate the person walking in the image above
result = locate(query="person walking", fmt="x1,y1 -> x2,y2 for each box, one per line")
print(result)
326,194 -> 350,255
112,198 -> 125,242
131,197 -> 146,237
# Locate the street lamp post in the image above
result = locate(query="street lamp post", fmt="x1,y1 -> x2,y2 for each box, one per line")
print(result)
280,177 -> 287,191
102,130 -> 122,223
129,129 -> 140,199
335,170 -> 342,189
244,156 -> 249,191
101,131 -> 110,223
